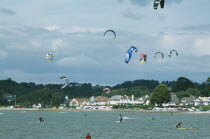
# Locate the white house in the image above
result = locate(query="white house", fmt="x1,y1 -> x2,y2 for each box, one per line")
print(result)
109,95 -> 150,105
163,93 -> 178,106
89,96 -> 108,105
193,97 -> 210,106
139,95 -> 150,105
109,95 -> 122,105
70,98 -> 89,106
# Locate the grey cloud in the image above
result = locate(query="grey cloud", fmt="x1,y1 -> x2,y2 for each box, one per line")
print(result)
0,8 -> 16,15
167,24 -> 210,34
118,0 -> 151,7
181,24 -> 210,32
0,24 -> 209,85
122,10 -> 145,21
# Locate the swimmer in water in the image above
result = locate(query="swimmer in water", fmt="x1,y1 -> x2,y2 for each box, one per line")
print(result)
39,116 -> 45,122
86,133 -> 91,139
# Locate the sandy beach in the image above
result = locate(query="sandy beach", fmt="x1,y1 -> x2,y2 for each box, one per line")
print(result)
1,108 -> 210,114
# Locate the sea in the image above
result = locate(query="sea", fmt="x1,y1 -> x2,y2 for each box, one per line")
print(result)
0,110 -> 210,139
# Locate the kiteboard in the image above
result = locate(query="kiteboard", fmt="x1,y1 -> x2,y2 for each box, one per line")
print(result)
177,128 -> 197,130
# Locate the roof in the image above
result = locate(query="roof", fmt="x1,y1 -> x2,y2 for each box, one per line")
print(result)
72,98 -> 88,103
170,94 -> 178,103
95,96 -> 108,102
194,97 -> 210,101
180,96 -> 196,103
109,95 -> 122,101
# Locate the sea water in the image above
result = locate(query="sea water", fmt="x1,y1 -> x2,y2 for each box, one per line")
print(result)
0,110 -> 210,139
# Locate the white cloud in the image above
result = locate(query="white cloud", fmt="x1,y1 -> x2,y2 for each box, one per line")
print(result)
44,25 -> 60,31
1,69 -> 61,84
56,55 -> 98,68
61,26 -> 105,33
51,39 -> 64,51
194,37 -> 210,56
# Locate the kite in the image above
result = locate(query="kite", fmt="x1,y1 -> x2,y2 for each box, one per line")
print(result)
168,49 -> 178,58
103,88 -> 110,94
60,76 -> 69,89
104,30 -> 116,39
125,46 -> 138,63
154,52 -> 164,59
140,54 -> 147,64
45,53 -> 53,61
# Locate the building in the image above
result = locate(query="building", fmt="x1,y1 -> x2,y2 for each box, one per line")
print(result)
163,93 -> 178,106
89,96 -> 108,105
135,95 -> 150,105
193,97 -> 210,106
109,95 -> 122,105
69,98 -> 89,106
177,96 -> 196,106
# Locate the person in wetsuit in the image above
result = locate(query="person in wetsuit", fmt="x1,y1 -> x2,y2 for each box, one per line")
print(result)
176,122 -> 182,128
120,114 -> 123,122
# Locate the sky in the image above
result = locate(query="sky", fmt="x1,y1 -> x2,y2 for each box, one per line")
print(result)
0,0 -> 210,86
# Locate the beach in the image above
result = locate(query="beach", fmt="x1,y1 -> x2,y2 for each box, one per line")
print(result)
1,108 -> 210,114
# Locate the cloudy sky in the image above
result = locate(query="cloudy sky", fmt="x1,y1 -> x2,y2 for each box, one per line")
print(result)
0,0 -> 210,85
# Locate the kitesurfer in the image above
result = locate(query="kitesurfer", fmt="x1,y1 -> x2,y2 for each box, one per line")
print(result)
176,122 -> 182,128
120,114 -> 123,122
86,133 -> 91,139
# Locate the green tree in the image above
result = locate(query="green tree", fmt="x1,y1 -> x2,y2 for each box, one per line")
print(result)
201,85 -> 210,97
172,77 -> 194,92
186,88 -> 201,97
206,77 -> 210,84
150,84 -> 171,107
176,91 -> 190,99
200,77 -> 210,97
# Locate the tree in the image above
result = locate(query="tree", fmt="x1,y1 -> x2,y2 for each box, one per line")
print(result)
172,77 -> 194,92
186,88 -> 201,97
176,91 -> 190,99
206,77 -> 210,84
150,84 -> 171,107
201,77 -> 210,97
104,86 -> 150,98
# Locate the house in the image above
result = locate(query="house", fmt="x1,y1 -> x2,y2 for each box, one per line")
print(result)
94,96 -> 108,105
193,97 -> 210,106
89,96 -> 96,105
177,96 -> 196,106
70,98 -> 89,106
119,95 -> 132,105
139,95 -> 150,105
63,96 -> 71,105
109,95 -> 150,105
163,93 -> 178,106
109,95 -> 122,105
89,96 -> 108,105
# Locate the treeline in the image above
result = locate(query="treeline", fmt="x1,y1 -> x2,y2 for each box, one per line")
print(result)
0,77 -> 210,107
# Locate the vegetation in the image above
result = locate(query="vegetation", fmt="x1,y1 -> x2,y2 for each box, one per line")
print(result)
150,84 -> 171,107
0,76 -> 210,107
201,105 -> 210,111
172,77 -> 195,92
176,91 -> 190,99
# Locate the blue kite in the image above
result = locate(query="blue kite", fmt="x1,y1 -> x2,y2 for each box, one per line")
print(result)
125,46 -> 138,63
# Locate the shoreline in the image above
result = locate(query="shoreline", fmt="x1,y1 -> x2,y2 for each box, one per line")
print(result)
1,108 -> 210,114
